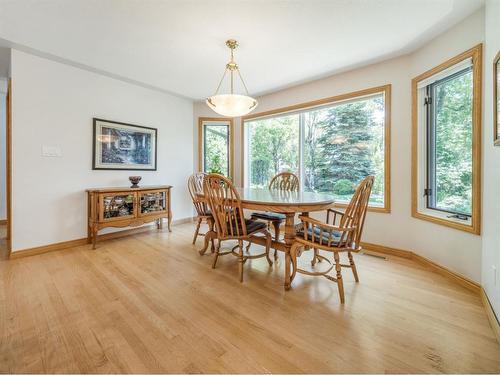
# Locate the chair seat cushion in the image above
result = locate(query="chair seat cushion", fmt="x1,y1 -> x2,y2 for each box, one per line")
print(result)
251,212 -> 286,221
296,226 -> 343,246
227,219 -> 267,235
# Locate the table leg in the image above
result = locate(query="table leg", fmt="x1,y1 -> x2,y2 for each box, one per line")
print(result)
284,212 -> 296,290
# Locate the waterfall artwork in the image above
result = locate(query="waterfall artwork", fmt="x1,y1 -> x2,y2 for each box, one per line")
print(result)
93,118 -> 157,170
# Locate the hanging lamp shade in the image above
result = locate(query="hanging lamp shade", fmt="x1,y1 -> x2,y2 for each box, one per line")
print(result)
206,39 -> 258,117
206,94 -> 257,117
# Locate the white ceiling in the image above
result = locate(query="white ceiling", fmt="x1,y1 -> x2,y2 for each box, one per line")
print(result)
0,0 -> 484,100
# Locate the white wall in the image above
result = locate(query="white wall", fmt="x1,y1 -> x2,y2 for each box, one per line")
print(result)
482,0 -> 500,317
0,79 -> 6,220
11,49 -> 194,252
194,9 -> 485,282
407,9 -> 484,282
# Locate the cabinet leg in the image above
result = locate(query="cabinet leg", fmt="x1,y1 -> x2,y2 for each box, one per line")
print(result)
87,224 -> 92,244
168,213 -> 172,232
92,226 -> 98,250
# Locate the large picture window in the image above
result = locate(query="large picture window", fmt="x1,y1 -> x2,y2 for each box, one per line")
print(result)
243,85 -> 391,212
412,45 -> 482,234
198,118 -> 233,178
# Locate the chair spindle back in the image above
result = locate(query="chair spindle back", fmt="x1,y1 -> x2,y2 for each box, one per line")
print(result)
269,172 -> 299,192
188,172 -> 210,216
340,176 -> 374,248
203,174 -> 247,239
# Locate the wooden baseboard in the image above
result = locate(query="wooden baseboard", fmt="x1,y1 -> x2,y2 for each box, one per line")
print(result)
361,242 -> 413,259
9,217 -> 194,259
411,252 -> 480,293
361,241 -> 480,293
9,237 -> 89,259
481,288 -> 500,346
362,241 -> 499,342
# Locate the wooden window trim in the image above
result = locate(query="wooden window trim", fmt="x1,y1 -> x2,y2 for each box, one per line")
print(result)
241,84 -> 392,213
494,49 -> 500,146
6,79 -> 11,257
198,117 -> 234,179
411,44 -> 482,235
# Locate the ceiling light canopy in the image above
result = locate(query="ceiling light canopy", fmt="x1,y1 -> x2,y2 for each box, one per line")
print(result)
206,39 -> 257,117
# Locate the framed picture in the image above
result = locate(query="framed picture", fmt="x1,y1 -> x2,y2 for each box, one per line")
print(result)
93,118 -> 157,170
494,50 -> 500,146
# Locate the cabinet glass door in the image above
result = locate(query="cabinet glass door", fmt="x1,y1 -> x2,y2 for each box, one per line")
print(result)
100,193 -> 136,221
138,190 -> 167,216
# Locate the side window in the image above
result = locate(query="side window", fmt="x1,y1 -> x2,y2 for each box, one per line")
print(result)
412,45 -> 482,234
198,118 -> 233,178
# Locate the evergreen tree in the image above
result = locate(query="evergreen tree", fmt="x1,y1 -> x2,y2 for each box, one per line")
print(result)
314,101 -> 376,192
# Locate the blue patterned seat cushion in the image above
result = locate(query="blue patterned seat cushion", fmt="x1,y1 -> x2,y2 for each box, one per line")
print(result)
251,212 -> 286,221
296,226 -> 343,245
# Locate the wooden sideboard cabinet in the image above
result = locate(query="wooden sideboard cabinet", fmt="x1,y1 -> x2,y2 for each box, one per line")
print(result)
86,185 -> 172,249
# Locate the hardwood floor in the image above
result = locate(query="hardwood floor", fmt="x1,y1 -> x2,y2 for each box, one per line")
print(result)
0,222 -> 499,373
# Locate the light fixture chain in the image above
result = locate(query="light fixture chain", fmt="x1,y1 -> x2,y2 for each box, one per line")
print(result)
230,69 -> 234,94
229,45 -> 234,94
214,67 -> 228,96
236,68 -> 251,96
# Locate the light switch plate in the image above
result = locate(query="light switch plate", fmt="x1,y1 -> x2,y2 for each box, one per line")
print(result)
41,145 -> 62,157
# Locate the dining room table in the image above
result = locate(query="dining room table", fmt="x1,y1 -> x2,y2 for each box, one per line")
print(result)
198,187 -> 336,290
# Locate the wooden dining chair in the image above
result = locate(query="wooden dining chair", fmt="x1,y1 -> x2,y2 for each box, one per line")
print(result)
203,173 -> 273,282
289,176 -> 374,303
188,172 -> 215,247
251,172 -> 299,256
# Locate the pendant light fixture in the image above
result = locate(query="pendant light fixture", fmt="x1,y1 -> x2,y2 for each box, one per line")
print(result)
206,39 -> 258,117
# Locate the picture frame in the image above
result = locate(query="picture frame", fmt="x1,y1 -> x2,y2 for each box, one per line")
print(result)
92,118 -> 157,170
494,50 -> 500,146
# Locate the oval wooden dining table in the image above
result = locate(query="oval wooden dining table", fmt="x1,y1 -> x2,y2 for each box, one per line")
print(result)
198,187 -> 336,290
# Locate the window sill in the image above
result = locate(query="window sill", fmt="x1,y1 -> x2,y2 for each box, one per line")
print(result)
412,210 -> 479,235
334,202 -> 390,214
